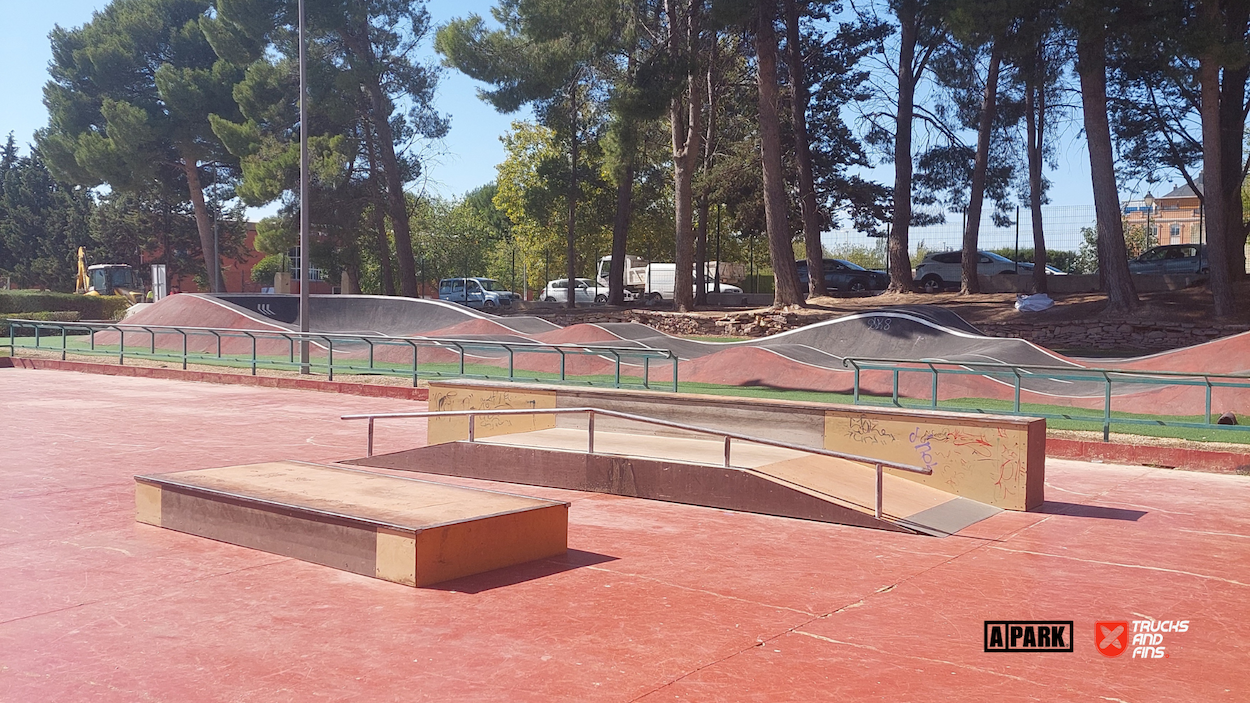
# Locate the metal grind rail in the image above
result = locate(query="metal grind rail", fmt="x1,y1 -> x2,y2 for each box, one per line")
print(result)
342,407 -> 933,520
4,319 -> 679,391
843,356 -> 1250,440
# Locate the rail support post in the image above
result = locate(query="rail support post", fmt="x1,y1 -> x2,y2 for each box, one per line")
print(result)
468,413 -> 475,442
587,409 -> 595,454
367,418 -> 374,457
875,463 -> 883,520
724,436 -> 732,468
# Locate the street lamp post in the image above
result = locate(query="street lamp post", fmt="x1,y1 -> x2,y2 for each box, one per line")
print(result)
298,0 -> 310,373
1144,192 -> 1155,251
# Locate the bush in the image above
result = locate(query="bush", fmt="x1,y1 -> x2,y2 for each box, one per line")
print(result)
1,311 -> 83,337
251,253 -> 288,285
0,291 -> 130,319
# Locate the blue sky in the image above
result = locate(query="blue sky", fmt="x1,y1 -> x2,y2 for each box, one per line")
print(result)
2,0 -> 1165,248
0,0 -> 528,211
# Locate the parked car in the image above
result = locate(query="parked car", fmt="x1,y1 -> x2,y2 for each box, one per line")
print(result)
914,250 -> 1029,292
542,278 -> 600,304
796,259 -> 889,292
1015,262 -> 1068,276
438,277 -> 516,310
1128,244 -> 1208,275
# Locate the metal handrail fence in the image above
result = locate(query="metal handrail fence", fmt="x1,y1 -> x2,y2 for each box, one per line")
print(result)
842,356 -> 1250,440
4,319 -> 679,391
342,407 -> 933,520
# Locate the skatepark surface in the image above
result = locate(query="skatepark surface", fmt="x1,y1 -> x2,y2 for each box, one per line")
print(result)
3,367 -> 1248,701
110,294 -> 1250,415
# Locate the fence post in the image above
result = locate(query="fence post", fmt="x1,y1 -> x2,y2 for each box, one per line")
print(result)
1013,369 -> 1021,413
1103,372 -> 1112,442
247,332 -> 257,375
1205,377 -> 1213,425
930,363 -> 938,409
118,326 -> 124,365
671,352 -> 678,393
367,418 -> 374,457
852,363 -> 861,404
507,346 -> 514,380
34,324 -> 39,349
892,368 -> 900,406
724,436 -> 731,468
61,326 -> 67,361
587,409 -> 594,454
612,350 -> 621,388
468,413 -> 475,442
327,338 -> 334,381
409,340 -> 419,387
366,338 -> 375,371
181,329 -> 188,370
643,356 -> 650,389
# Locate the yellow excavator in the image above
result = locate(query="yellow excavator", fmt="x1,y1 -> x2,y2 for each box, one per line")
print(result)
74,247 -> 146,304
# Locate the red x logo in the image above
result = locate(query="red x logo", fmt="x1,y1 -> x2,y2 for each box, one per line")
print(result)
1096,621 -> 1129,657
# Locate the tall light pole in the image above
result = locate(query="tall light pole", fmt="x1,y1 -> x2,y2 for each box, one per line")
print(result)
298,0 -> 310,373
1143,191 -> 1155,251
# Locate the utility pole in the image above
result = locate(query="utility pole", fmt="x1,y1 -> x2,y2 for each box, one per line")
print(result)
298,0 -> 310,373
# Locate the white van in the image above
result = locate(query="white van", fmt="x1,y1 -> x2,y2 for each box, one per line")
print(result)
595,256 -> 740,303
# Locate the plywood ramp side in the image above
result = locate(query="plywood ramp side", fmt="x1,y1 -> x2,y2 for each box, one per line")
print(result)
416,505 -> 568,586
427,386 -> 558,445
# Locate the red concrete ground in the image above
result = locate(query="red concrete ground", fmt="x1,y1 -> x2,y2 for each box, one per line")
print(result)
1,368 -> 1247,702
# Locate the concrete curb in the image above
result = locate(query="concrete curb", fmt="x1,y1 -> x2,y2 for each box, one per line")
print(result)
0,357 -> 429,401
1047,437 -> 1250,474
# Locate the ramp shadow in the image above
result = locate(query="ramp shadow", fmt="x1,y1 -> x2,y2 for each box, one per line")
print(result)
1037,501 -> 1146,521
427,549 -> 618,594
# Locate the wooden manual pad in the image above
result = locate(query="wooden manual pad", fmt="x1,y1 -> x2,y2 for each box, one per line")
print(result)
135,461 -> 568,586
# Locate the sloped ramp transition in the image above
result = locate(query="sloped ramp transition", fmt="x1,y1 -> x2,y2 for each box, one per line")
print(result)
347,428 -> 1000,537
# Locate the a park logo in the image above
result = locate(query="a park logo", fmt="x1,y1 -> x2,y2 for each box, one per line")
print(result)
984,621 -> 1074,652
1096,621 -> 1129,657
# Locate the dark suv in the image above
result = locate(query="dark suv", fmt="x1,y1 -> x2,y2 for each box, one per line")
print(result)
796,259 -> 889,292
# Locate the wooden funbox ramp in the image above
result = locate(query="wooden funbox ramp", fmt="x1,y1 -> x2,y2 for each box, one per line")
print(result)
350,380 -> 1047,537
135,461 -> 568,586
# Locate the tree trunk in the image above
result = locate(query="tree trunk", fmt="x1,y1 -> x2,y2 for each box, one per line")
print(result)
1025,69 -> 1048,294
1076,26 -> 1138,313
1219,62 -> 1248,281
667,0 -> 701,312
608,158 -> 634,305
182,158 -> 220,293
363,121 -> 396,296
363,82 -> 419,298
755,0 -> 803,307
566,97 -> 580,309
1200,46 -> 1236,316
960,42 -> 1002,295
371,203 -> 396,296
343,20 -> 419,298
783,0 -> 825,299
889,3 -> 918,292
695,194 -> 709,304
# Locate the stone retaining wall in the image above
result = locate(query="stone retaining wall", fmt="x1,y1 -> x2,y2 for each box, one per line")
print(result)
975,320 -> 1250,352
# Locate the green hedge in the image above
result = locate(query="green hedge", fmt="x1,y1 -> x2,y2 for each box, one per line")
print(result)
1,311 -> 83,337
0,291 -> 129,319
